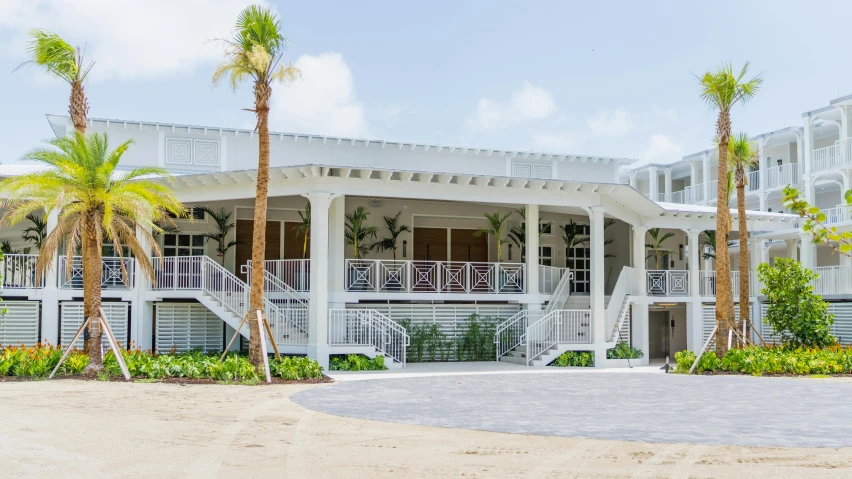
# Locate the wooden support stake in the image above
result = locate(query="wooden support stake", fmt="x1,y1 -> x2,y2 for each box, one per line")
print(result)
256,310 -> 272,383
99,308 -> 130,380
220,311 -> 251,362
48,316 -> 91,379
262,313 -> 281,360
689,324 -> 717,375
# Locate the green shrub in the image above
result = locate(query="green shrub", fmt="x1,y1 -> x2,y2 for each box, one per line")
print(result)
455,314 -> 497,361
674,350 -> 696,372
758,259 -> 836,348
673,350 -> 720,373
549,351 -> 594,367
606,342 -> 644,359
328,354 -> 387,371
270,356 -> 323,379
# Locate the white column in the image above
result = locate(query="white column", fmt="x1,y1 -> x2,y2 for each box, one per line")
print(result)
804,117 -> 816,203
757,138 -> 766,197
631,297 -> 650,365
758,192 -> 766,212
40,210 -> 60,345
785,238 -> 798,261
629,171 -> 637,189
130,224 -> 154,350
689,161 -> 699,202
686,229 -> 702,351
839,105 -> 852,141
799,232 -> 816,270
525,204 -> 540,311
327,195 -> 346,308
632,225 -> 647,295
589,207 -> 606,346
306,192 -> 334,370
702,153 -> 711,204
664,168 -> 673,202
687,229 -> 701,297
648,167 -> 659,201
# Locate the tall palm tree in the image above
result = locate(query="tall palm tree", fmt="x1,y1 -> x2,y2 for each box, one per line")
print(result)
0,133 -> 183,372
474,212 -> 512,262
344,206 -> 378,259
21,213 -> 48,250
645,228 -> 675,269
213,5 -> 299,368
196,206 -> 241,265
294,201 -> 311,259
18,30 -> 93,135
699,61 -> 762,357
728,133 -> 759,337
372,211 -> 411,260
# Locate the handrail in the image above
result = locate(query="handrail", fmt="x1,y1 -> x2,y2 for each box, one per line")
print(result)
494,310 -> 541,360
254,259 -> 310,292
812,265 -> 852,296
59,256 -> 134,290
244,263 -> 309,336
604,267 -> 635,342
1,254 -> 42,289
328,309 -> 409,366
345,259 -> 525,294
646,270 -> 689,296
544,269 -> 573,314
525,309 -> 592,364
539,265 -> 569,295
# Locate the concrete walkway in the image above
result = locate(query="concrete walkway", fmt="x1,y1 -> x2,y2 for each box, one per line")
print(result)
293,372 -> 852,448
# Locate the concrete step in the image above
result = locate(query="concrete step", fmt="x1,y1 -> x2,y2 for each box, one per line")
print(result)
499,355 -> 528,365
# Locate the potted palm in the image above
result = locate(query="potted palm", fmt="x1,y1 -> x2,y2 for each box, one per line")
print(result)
344,206 -> 378,290
196,206 -> 241,266
372,211 -> 410,291
475,212 -> 512,291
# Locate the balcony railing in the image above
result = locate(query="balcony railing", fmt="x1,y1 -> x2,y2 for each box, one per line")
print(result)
687,183 -> 704,203
746,170 -> 760,192
259,259 -> 310,292
657,192 -> 666,202
345,259 -> 525,294
765,163 -> 801,189
58,256 -> 135,290
812,265 -> 852,296
670,190 -> 685,204
699,270 -> 756,297
813,138 -> 852,173
709,180 -> 719,200
646,270 -> 688,296
820,204 -> 852,225
1,254 -> 42,289
539,265 -> 570,295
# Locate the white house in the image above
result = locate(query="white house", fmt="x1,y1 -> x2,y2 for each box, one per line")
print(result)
4,104 -> 849,370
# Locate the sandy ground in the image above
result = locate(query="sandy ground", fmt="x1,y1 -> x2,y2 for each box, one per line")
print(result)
0,380 -> 851,478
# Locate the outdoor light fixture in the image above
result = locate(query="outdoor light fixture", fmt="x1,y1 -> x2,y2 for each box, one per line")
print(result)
402,240 -> 407,258
679,244 -> 684,260
777,159 -> 783,167
508,244 -> 513,261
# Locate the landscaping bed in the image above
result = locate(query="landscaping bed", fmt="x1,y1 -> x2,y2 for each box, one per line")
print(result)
674,346 -> 852,376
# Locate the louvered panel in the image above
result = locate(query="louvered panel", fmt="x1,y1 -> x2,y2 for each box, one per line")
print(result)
701,303 -> 754,348
0,301 -> 40,347
618,305 -> 631,345
155,303 -> 223,353
61,302 -> 129,349
760,302 -> 852,346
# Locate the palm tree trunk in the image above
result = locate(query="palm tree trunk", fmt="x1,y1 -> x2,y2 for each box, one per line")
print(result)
82,215 -> 103,373
247,81 -> 272,369
715,110 -> 733,358
736,173 -> 750,346
70,80 -> 88,135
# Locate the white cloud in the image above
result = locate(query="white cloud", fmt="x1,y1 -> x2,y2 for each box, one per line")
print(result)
587,108 -> 632,136
269,52 -> 368,138
465,82 -> 557,130
529,130 -> 578,152
650,104 -> 678,123
0,0 -> 264,81
639,134 -> 685,165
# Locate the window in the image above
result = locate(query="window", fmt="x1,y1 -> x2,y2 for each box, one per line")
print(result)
162,233 -> 206,257
168,207 -> 206,220
520,245 -> 554,266
565,222 -> 591,293
521,222 -> 553,235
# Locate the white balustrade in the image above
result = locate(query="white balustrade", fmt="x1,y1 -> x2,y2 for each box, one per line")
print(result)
494,310 -> 540,360
657,192 -> 667,202
58,256 -> 134,290
812,265 -> 852,296
688,183 -> 704,203
813,139 -> 852,173
244,263 -> 309,340
819,204 -> 852,225
765,163 -> 801,189
699,270 -> 756,298
746,170 -> 760,192
525,310 -> 592,364
1,254 -> 42,289
261,259 -> 310,292
538,266 -> 570,295
328,309 -> 409,365
709,180 -> 719,200
669,190 -> 685,204
646,270 -> 689,296
345,259 -> 526,294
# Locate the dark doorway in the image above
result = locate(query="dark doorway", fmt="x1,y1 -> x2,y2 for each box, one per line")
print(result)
413,227 -> 448,261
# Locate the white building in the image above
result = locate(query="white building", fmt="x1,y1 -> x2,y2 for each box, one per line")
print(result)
3,103 -> 850,370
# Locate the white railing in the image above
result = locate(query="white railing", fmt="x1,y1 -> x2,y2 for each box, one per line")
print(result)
152,256 -> 306,345
765,163 -> 801,189
58,256 -> 134,290
604,267 -> 636,341
1,254 -> 42,289
494,310 -> 541,361
345,259 -> 525,294
688,183 -> 704,203
812,265 -> 852,296
699,270 -> 755,297
544,269 -> 573,314
646,270 -> 688,296
539,266 -> 569,295
746,170 -> 760,192
261,259 -> 310,292
820,204 -> 852,225
669,190 -> 685,204
525,310 -> 592,365
328,309 -> 409,366
813,138 -> 852,173
657,192 -> 666,202
709,180 -> 719,200
243,264 -> 309,338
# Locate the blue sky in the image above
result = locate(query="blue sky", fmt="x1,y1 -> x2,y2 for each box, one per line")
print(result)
1,0 -> 851,166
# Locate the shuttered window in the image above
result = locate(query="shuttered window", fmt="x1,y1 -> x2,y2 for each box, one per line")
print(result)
60,302 -> 129,349
155,302 -> 223,353
0,301 -> 40,347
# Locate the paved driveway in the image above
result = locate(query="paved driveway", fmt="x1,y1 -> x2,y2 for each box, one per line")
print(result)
292,372 -> 852,447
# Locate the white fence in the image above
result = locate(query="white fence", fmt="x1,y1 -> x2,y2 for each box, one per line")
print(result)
819,204 -> 852,225
811,265 -> 852,296
539,266 -> 570,295
328,309 -> 409,365
813,138 -> 852,173
746,170 -> 760,192
765,163 -> 801,189
1,254 -> 42,289
261,259 -> 310,292
59,256 -> 134,290
646,270 -> 689,296
155,302 -> 224,353
699,270 -> 754,297
525,310 -> 592,364
345,259 -> 525,294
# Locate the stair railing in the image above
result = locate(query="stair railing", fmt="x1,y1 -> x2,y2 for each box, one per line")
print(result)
328,309 -> 409,366
525,309 -> 592,365
544,270 -> 573,315
494,310 -> 541,361
604,267 -> 636,342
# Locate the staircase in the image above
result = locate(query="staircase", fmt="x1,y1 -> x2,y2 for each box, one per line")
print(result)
328,309 -> 409,368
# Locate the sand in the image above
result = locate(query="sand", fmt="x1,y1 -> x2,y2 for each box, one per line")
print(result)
0,380 -> 850,478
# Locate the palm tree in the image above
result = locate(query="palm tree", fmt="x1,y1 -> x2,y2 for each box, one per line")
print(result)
0,133 -> 183,373
344,206 -> 378,259
560,219 -> 589,260
196,206 -> 241,265
474,212 -> 512,262
17,30 -> 93,135
213,5 -> 299,368
294,201 -> 311,259
699,61 -> 762,357
700,230 -> 735,261
728,133 -> 759,337
21,213 -> 47,251
645,228 -> 675,269
372,211 -> 411,260
507,208 -> 552,259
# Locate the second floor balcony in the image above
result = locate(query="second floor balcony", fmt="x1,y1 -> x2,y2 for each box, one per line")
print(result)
813,138 -> 852,173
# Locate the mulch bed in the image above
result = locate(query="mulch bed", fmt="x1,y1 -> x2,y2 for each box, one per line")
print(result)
0,375 -> 333,385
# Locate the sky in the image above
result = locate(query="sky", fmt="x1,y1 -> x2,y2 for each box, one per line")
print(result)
0,0 -> 851,167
